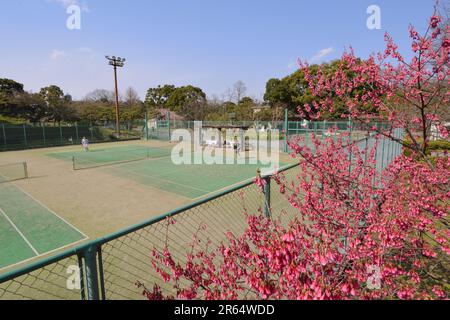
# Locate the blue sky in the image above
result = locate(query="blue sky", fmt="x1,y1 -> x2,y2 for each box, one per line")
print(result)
0,0 -> 438,101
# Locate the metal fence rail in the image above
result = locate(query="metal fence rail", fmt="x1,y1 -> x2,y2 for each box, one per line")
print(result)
0,131 -> 404,300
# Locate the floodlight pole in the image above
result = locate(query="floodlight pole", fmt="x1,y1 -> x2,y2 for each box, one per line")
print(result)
105,55 -> 126,138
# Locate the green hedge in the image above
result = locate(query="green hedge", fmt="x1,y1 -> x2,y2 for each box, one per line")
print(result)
427,140 -> 450,151
403,139 -> 450,157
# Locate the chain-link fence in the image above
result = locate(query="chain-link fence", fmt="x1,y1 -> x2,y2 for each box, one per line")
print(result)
0,250 -> 84,300
0,121 -> 144,151
144,119 -> 382,154
0,130 -> 405,300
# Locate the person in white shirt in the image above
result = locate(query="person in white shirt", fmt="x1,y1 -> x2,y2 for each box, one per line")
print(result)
81,137 -> 89,152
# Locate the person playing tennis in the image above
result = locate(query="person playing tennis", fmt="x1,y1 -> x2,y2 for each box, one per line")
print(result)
81,137 -> 89,152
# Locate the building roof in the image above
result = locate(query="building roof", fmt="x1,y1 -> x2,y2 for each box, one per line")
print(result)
154,108 -> 185,121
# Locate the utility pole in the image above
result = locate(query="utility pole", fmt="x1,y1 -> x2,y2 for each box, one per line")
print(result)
105,55 -> 126,138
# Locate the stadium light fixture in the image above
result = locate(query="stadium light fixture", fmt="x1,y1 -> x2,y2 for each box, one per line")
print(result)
105,55 -> 126,137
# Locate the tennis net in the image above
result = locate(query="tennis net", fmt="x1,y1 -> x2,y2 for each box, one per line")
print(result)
72,146 -> 172,170
0,162 -> 28,182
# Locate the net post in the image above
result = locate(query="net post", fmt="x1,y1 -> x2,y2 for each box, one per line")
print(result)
72,156 -> 75,171
82,244 -> 102,300
23,162 -> 28,179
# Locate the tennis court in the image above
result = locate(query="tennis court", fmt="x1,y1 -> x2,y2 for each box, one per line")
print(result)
48,144 -> 284,199
0,167 -> 87,270
48,145 -> 172,170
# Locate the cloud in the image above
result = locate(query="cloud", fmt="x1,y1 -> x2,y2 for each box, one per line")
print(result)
50,49 -> 67,60
310,47 -> 335,63
47,0 -> 90,12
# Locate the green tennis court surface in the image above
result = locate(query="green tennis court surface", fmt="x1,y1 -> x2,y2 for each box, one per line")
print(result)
48,145 -> 284,199
107,158 -> 280,199
48,145 -> 171,170
0,181 -> 86,270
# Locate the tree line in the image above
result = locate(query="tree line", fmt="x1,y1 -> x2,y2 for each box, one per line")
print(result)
0,60 -> 385,125
0,79 -> 145,125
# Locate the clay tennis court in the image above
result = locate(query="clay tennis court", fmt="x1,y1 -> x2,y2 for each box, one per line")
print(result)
0,139 -> 290,272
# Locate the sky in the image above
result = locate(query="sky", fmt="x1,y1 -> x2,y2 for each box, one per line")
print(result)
0,0 -> 440,101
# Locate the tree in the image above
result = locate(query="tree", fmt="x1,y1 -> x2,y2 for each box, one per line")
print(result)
124,87 -> 141,108
144,85 -> 176,107
264,61 -> 381,120
141,9 -> 449,300
0,79 -> 25,118
85,89 -> 115,104
234,96 -> 255,121
225,81 -> 247,104
13,93 -> 47,124
166,85 -> 206,115
233,81 -> 247,104
263,78 -> 291,108
39,85 -> 77,124
0,78 -> 24,96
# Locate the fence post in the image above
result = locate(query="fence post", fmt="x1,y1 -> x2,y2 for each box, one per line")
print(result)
284,109 -> 288,153
97,247 -> 106,299
83,244 -> 101,300
23,124 -> 27,147
256,121 -> 260,158
263,176 -> 271,219
167,111 -> 171,141
2,124 -> 6,150
364,137 -> 368,163
90,124 -> 94,142
144,111 -> 149,140
388,136 -> 393,165
42,124 -> 46,146
59,123 -> 63,144
75,122 -> 79,143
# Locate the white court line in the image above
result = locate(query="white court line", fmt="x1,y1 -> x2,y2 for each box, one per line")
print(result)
0,237 -> 89,273
118,166 -> 212,194
190,177 -> 254,202
0,180 -> 89,272
117,154 -> 274,198
0,207 -> 39,256
7,182 -> 89,239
